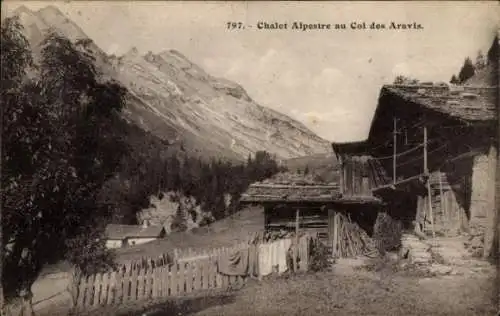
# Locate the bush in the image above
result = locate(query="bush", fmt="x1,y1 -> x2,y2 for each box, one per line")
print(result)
308,238 -> 331,272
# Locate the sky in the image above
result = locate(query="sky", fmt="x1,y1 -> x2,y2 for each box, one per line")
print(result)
3,1 -> 499,142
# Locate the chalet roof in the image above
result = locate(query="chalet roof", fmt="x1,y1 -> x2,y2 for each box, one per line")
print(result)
105,224 -> 165,240
331,83 -> 496,157
379,84 -> 496,122
240,172 -> 341,203
331,141 -> 369,158
240,184 -> 341,203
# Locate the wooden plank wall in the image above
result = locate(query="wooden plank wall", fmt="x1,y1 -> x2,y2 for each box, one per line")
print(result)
342,157 -> 374,197
416,189 -> 467,237
266,209 -> 328,242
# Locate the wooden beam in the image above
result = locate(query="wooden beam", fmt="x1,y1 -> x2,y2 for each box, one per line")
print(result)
339,155 -> 344,195
424,124 -> 435,239
423,125 -> 428,174
333,212 -> 338,257
438,170 -> 445,236
393,117 -> 397,184
294,209 -> 300,272
427,176 -> 436,239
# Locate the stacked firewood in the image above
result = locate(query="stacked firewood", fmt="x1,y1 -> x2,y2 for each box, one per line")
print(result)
247,230 -> 300,244
333,213 -> 380,258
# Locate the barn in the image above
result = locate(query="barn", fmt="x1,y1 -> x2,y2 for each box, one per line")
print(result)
333,82 -> 497,258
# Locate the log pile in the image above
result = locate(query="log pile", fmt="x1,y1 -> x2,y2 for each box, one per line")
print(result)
332,213 -> 380,258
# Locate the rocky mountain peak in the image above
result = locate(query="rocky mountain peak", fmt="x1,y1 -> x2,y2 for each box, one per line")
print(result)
12,5 -> 332,161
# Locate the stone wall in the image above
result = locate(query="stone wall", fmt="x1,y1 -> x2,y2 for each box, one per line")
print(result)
468,145 -> 497,257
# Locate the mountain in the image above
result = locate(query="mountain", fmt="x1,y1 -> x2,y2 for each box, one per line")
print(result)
10,5 -> 332,162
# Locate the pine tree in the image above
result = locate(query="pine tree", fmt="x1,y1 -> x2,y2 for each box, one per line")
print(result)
458,57 -> 475,83
475,50 -> 486,70
171,205 -> 187,232
304,165 -> 310,175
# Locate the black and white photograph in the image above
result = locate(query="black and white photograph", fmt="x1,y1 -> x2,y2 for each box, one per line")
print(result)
0,1 -> 499,315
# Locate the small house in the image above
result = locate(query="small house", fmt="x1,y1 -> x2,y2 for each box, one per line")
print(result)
104,222 -> 166,249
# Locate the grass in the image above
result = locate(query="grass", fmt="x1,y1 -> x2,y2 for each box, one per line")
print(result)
187,270 -> 497,316
114,206 -> 264,263
80,256 -> 497,316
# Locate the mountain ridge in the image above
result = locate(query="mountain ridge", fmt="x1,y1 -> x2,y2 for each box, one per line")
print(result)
9,5 -> 332,162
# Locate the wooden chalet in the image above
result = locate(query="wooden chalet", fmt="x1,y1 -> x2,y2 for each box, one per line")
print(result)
332,81 -> 498,258
240,172 -> 382,255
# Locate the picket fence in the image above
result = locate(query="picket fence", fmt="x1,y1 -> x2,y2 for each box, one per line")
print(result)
73,235 -> 311,311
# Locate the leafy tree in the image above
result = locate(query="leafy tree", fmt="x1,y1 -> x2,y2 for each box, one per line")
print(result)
1,22 -> 127,297
450,75 -> 459,84
0,16 -> 34,306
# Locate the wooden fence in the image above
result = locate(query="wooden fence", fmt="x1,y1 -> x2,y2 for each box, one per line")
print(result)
73,235 -> 311,311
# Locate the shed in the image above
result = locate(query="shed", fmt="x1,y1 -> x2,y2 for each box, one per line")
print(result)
240,172 -> 382,256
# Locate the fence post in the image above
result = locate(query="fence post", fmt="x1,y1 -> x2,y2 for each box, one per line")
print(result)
171,262 -> 178,296
185,261 -> 193,294
76,274 -> 88,308
137,267 -> 145,300
107,271 -> 116,305
99,272 -> 110,306
130,266 -> 139,301
92,273 -> 102,308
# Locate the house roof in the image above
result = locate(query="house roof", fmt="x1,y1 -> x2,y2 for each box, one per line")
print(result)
331,141 -> 369,158
240,172 -> 341,204
105,224 -> 165,240
378,84 -> 496,123
332,83 -> 496,157
240,184 -> 342,203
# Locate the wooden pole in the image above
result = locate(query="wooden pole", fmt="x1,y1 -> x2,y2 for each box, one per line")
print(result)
438,171 -> 447,236
423,125 -> 428,174
294,209 -> 300,272
339,155 -> 344,195
393,118 -> 397,184
332,211 -> 338,257
424,125 -> 435,239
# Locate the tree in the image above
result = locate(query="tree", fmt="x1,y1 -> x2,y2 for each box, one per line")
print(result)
475,50 -> 486,70
457,57 -> 475,83
170,205 -> 188,232
1,23 -> 127,297
393,75 -> 419,85
450,75 -> 459,84
0,15 -> 34,309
